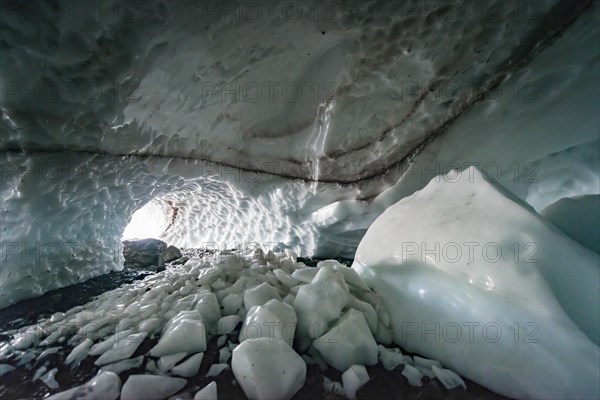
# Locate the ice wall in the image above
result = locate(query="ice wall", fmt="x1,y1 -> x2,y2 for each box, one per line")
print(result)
1,0 -> 599,308
352,167 -> 600,399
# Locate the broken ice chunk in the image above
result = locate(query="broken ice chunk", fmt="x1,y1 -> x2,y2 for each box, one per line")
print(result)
0,364 -> 15,377
194,381 -> 217,400
194,292 -> 221,324
243,282 -> 281,310
46,371 -> 121,400
313,309 -> 377,372
206,363 -> 229,377
342,365 -> 370,400
40,368 -> 59,389
432,365 -> 466,389
217,315 -> 240,335
150,312 -> 206,357
239,299 -> 297,347
377,345 -> 405,371
171,353 -> 204,378
120,375 -> 186,400
89,329 -> 134,356
232,338 -> 306,400
157,352 -> 187,372
323,376 -> 344,396
402,364 -> 424,387
221,293 -> 243,316
100,356 -> 144,375
95,332 -> 147,366
65,338 -> 93,367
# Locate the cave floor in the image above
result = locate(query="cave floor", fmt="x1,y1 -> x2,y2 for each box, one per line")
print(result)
0,249 -> 510,400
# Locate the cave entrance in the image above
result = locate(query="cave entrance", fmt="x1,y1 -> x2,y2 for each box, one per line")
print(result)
121,198 -> 172,240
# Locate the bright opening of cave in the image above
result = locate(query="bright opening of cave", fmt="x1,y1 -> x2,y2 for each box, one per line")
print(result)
122,200 -> 168,240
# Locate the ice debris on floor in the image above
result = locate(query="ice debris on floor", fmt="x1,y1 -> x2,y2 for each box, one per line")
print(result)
1,248 -> 463,399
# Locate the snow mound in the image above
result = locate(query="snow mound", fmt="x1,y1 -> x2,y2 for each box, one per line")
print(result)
353,166 -> 600,399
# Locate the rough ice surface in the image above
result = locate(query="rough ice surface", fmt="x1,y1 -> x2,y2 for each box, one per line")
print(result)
232,338 -> 306,400
353,167 -> 600,399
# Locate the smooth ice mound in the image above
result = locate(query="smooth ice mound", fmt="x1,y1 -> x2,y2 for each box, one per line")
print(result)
352,166 -> 600,399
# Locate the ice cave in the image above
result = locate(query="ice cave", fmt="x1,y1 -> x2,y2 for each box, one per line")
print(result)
0,1 -> 599,399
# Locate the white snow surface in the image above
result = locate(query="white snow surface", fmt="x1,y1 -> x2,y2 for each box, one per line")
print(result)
353,167 -> 600,399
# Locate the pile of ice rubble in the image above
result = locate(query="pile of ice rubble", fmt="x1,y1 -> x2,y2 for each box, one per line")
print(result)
0,249 -> 465,400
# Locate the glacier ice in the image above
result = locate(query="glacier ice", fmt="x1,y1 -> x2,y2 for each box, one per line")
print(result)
352,167 -> 600,399
232,338 -> 306,400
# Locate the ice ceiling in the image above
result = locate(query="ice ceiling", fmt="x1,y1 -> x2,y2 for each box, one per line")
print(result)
0,0 -> 599,309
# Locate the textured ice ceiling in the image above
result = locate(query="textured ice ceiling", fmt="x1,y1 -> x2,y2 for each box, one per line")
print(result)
0,0 -> 598,308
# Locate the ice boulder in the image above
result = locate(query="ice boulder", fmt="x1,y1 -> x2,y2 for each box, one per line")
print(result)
95,333 -> 147,366
193,291 -> 222,324
232,338 -> 306,400
194,381 -> 217,400
341,365 -> 370,400
46,371 -> 121,400
352,166 -> 600,399
293,268 -> 349,349
313,309 -> 378,372
239,299 -> 297,346
243,282 -> 281,310
171,353 -> 204,377
150,311 -> 207,357
120,375 -> 187,400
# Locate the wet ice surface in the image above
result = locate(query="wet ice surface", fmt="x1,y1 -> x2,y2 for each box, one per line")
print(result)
0,248 -> 506,400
